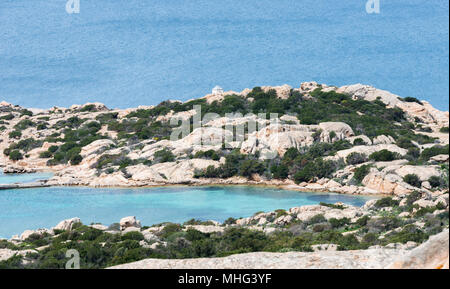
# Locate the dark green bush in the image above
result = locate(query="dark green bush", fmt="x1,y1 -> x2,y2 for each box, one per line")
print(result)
346,152 -> 368,165
403,174 -> 421,187
428,176 -> 442,188
154,149 -> 175,163
353,164 -> 372,183
374,197 -> 399,208
369,150 -> 400,162
9,150 -> 23,161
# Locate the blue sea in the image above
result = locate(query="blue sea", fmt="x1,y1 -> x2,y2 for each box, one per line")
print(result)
0,185 -> 376,238
0,0 -> 448,110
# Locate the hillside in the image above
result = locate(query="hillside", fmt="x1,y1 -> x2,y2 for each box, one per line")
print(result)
1,82 -> 448,196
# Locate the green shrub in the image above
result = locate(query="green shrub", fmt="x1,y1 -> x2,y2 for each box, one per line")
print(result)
306,214 -> 326,225
48,145 -> 59,153
353,164 -> 372,183
420,145 -> 449,161
194,150 -> 220,161
14,119 -> 35,130
400,97 -> 422,105
0,114 -> 15,120
39,151 -> 53,158
240,159 -> 265,178
353,138 -> 367,146
439,127 -> 449,133
403,174 -> 421,187
271,164 -> 289,179
154,149 -> 175,163
70,154 -> 83,165
329,218 -> 351,229
121,231 -> 144,241
428,176 -> 442,188
346,152 -> 368,165
9,130 -> 22,139
374,197 -> 399,208
9,150 -> 23,161
369,150 -> 400,162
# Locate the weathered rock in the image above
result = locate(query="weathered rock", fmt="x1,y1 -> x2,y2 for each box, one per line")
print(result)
119,216 -> 141,231
53,217 -> 81,232
108,249 -> 407,269
387,230 -> 449,269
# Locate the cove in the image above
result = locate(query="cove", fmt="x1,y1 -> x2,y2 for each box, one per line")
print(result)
0,186 -> 376,238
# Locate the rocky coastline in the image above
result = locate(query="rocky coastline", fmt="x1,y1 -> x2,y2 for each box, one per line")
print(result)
1,81 -> 449,269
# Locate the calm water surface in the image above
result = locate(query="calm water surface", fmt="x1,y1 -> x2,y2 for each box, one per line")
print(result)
0,171 -> 54,184
0,185 -> 376,238
0,0 -> 448,110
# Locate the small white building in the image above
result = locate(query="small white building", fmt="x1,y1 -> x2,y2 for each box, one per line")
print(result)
212,86 -> 224,95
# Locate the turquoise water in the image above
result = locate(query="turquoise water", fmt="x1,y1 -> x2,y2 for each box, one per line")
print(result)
0,172 -> 54,184
0,186 -> 375,238
0,0 -> 448,110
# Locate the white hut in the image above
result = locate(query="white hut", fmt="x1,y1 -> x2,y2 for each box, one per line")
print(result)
212,86 -> 224,95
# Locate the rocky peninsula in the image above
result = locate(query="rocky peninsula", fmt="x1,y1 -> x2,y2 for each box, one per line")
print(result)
0,81 -> 449,269
1,82 -> 448,196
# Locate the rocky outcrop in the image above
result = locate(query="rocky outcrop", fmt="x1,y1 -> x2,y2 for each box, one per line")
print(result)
53,217 -> 81,232
108,249 -> 407,269
333,144 -> 408,160
336,84 -> 449,128
120,216 -> 141,231
387,230 -> 449,269
362,172 -> 413,195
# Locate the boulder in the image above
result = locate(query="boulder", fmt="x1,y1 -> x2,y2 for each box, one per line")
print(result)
430,154 -> 449,163
387,230 -> 449,269
53,217 -> 81,232
120,216 -> 141,231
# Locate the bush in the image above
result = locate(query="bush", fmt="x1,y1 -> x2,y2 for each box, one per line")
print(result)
9,130 -> 22,139
194,150 -> 220,161
0,114 -> 15,120
439,127 -> 449,133
70,154 -> 83,165
9,150 -> 23,161
346,152 -> 368,165
428,176 -> 441,188
39,151 -> 53,158
353,138 -> 367,146
154,149 -> 175,163
306,214 -> 327,225
420,145 -> 449,161
401,97 -> 422,105
403,174 -> 421,187
223,218 -> 237,225
121,231 -> 144,241
48,145 -> 59,153
293,158 -> 339,183
369,150 -> 400,162
353,164 -> 372,183
240,159 -> 265,178
271,164 -> 289,179
374,197 -> 399,208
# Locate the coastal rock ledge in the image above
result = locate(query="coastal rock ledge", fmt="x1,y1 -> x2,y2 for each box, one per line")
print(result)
109,230 -> 448,269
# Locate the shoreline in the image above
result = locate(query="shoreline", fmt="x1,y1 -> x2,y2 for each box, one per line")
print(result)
1,175 -> 386,197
